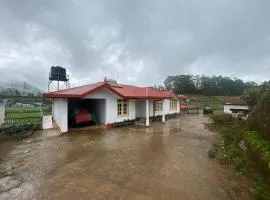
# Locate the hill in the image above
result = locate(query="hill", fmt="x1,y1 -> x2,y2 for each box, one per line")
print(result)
0,80 -> 42,96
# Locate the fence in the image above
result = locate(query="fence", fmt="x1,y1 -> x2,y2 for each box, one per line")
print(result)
4,107 -> 51,126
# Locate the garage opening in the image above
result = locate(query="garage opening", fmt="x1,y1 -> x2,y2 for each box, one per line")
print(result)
68,99 -> 106,128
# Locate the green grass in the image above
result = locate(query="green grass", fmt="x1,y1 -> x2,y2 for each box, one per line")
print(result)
4,107 -> 51,125
208,114 -> 270,199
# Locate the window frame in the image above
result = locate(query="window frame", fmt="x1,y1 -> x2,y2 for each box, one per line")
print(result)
154,100 -> 163,112
117,99 -> 129,116
169,99 -> 177,111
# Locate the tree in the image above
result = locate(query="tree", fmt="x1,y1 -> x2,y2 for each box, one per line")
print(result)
164,75 -> 196,94
243,87 -> 263,107
164,76 -> 175,90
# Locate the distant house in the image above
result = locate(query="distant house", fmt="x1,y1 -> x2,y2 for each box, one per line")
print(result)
224,99 -> 250,115
178,95 -> 188,111
43,80 -> 182,133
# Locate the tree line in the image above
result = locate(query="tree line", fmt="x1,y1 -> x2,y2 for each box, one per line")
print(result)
160,74 -> 261,96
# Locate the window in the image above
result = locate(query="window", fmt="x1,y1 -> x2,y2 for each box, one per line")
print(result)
154,101 -> 163,112
117,99 -> 129,116
170,99 -> 177,111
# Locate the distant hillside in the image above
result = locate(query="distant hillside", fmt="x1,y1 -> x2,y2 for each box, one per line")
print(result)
0,81 -> 42,96
187,94 -> 242,110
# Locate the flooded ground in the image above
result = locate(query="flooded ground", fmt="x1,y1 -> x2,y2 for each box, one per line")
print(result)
0,115 -> 248,200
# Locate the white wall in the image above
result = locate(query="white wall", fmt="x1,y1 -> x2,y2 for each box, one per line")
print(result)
152,99 -> 180,116
163,99 -> 170,115
224,104 -> 249,114
168,99 -> 180,114
135,100 -> 157,117
116,100 -> 136,122
85,89 -> 136,123
53,99 -> 68,132
94,100 -> 106,124
85,89 -> 116,124
177,99 -> 180,113
135,100 -> 146,118
149,100 -> 154,116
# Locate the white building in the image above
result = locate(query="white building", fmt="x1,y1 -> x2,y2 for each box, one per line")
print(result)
44,80 -> 181,133
224,99 -> 249,115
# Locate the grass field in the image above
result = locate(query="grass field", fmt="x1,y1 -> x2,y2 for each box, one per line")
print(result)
188,95 -> 242,111
4,107 -> 51,125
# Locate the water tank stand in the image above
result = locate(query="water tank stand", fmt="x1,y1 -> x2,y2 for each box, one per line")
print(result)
48,80 -> 70,92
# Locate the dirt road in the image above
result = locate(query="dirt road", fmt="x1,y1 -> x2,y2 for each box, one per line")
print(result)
0,115 -> 246,199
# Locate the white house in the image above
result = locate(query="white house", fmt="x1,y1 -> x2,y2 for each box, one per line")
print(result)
44,80 -> 181,133
224,99 -> 249,115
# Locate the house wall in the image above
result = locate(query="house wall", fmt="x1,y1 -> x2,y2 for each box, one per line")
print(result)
135,100 -> 157,117
168,99 -> 180,114
53,98 -> 68,132
85,89 -> 115,124
224,104 -> 249,114
136,99 -> 180,117
94,100 -> 106,124
85,89 -> 136,123
152,99 -> 180,116
149,100 -> 154,116
116,100 -> 136,122
135,100 -> 146,118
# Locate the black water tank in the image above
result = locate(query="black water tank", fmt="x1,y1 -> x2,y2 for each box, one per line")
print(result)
49,66 -> 68,81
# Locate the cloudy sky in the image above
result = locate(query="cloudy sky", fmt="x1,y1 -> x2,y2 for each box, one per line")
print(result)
0,0 -> 270,90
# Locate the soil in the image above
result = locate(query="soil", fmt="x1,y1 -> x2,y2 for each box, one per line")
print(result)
0,115 -> 251,200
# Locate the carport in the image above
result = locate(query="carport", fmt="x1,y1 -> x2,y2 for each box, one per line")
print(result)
68,99 -> 106,128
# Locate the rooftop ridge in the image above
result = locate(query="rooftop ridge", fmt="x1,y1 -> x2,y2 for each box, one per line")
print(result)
46,81 -> 104,94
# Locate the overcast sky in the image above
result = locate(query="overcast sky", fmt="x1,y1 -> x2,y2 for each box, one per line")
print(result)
0,0 -> 270,90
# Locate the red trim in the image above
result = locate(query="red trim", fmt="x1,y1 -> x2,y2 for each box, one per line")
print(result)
43,82 -> 169,99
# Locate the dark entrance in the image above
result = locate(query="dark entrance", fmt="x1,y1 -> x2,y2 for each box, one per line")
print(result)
68,99 -> 106,128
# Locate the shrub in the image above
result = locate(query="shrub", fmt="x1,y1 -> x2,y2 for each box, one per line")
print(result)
211,114 -> 233,125
244,131 -> 270,177
247,92 -> 270,141
208,145 -> 218,158
251,178 -> 270,200
244,131 -> 270,163
1,124 -> 35,135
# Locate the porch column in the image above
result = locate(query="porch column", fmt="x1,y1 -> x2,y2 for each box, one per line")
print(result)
146,99 -> 150,126
162,100 -> 165,123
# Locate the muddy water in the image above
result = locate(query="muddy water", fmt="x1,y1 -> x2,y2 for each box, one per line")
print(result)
0,115 -> 245,199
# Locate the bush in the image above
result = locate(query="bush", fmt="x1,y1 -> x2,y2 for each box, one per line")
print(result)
251,178 -> 270,200
211,114 -> 233,125
248,92 -> 270,141
244,131 -> 270,176
209,114 -> 248,172
208,145 -> 218,158
1,124 -> 35,135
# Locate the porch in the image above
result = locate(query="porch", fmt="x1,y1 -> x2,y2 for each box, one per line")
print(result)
135,99 -> 166,126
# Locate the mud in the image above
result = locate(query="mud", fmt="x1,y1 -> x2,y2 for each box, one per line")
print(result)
0,115 -> 249,199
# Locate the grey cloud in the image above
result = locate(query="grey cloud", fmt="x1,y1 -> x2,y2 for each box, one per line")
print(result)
1,0 -> 270,90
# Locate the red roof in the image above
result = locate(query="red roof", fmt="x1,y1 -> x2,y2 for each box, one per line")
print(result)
158,90 -> 177,98
43,81 -> 170,99
180,105 -> 188,109
178,95 -> 188,100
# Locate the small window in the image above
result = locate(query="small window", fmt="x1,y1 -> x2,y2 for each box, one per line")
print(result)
170,99 -> 177,111
117,99 -> 129,116
154,101 -> 163,112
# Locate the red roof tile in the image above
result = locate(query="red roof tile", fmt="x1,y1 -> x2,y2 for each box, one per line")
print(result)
43,81 -> 169,99
158,90 -> 177,98
178,95 -> 188,100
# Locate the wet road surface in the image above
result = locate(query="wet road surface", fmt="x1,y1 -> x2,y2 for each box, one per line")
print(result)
0,115 -> 241,199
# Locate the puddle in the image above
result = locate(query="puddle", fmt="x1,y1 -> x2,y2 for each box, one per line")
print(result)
0,115 -> 249,199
